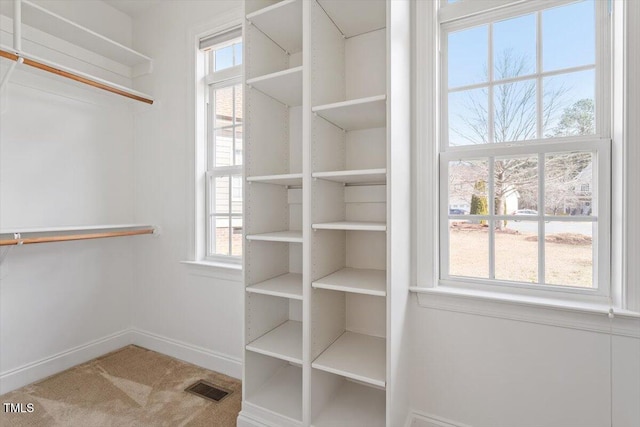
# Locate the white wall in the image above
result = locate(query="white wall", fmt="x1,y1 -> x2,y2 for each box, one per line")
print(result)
129,0 -> 244,378
0,1 -> 137,394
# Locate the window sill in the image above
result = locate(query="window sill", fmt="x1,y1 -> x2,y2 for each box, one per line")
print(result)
409,286 -> 640,338
181,260 -> 242,281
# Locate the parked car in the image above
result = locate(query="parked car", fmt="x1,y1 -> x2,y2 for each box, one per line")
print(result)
512,209 -> 538,221
449,208 -> 468,215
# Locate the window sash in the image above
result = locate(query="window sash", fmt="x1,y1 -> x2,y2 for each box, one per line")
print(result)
438,138 -> 610,298
205,170 -> 242,262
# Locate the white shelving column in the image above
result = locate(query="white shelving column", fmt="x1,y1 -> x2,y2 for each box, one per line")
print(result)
241,1 -> 306,426
240,1 -> 409,426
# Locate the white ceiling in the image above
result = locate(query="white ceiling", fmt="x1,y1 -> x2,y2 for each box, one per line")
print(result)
103,0 -> 163,18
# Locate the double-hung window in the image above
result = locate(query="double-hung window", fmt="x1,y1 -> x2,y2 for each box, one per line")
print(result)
438,0 -> 610,302
201,29 -> 243,262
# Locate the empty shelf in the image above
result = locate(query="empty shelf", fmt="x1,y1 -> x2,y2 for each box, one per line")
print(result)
312,380 -> 386,427
246,320 -> 302,364
246,231 -> 303,243
312,95 -> 386,131
313,268 -> 386,297
317,0 -> 386,38
247,173 -> 303,186
312,331 -> 386,388
247,273 -> 303,300
246,0 -> 302,54
246,365 -> 302,422
312,169 -> 386,185
20,0 -> 151,67
312,221 -> 386,231
247,66 -> 303,107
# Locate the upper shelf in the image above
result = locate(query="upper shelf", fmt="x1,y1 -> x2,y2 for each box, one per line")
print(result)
246,230 -> 303,243
312,221 -> 386,232
312,169 -> 386,185
14,0 -> 151,68
246,66 -> 303,107
312,95 -> 386,131
246,0 -> 302,54
317,0 -> 386,38
247,173 -> 303,187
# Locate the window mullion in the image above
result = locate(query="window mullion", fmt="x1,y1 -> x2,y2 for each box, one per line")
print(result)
538,152 -> 546,285
536,10 -> 543,139
488,23 -> 495,145
228,174 -> 233,256
489,157 -> 495,279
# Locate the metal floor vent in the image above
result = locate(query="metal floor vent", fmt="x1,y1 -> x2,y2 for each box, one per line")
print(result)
185,380 -> 231,403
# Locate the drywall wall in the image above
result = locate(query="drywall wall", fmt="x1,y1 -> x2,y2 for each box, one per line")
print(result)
0,1 -> 136,394
130,0 -> 244,378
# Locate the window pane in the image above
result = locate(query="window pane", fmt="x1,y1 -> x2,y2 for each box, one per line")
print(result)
214,176 -> 230,214
449,222 -> 489,279
213,216 -> 230,256
214,45 -> 234,71
231,217 -> 243,257
448,25 -> 488,88
215,127 -> 234,167
234,43 -> 243,66
231,175 -> 242,214
543,70 -> 595,137
494,156 -> 538,216
449,88 -> 488,146
234,126 -> 243,166
495,220 -> 538,283
545,151 -> 593,216
542,0 -> 595,72
234,84 -> 243,124
449,159 -> 488,215
545,221 -> 594,288
493,13 -> 536,80
214,86 -> 233,128
494,79 -> 537,142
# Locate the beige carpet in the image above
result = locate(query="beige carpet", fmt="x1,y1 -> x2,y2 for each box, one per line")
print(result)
0,345 -> 241,427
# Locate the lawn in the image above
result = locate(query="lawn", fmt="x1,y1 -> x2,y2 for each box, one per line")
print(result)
449,223 -> 593,288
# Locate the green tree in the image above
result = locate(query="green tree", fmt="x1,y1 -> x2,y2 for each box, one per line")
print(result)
470,180 -> 488,224
552,98 -> 595,137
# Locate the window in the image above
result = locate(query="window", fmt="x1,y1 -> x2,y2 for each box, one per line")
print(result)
201,29 -> 243,262
438,0 -> 610,300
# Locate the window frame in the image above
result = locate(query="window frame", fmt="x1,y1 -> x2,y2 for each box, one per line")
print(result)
203,34 -> 243,265
422,0 -> 614,305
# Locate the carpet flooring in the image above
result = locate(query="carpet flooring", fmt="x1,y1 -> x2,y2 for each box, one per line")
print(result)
0,345 -> 241,426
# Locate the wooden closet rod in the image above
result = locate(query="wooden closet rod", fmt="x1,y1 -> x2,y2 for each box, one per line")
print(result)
0,49 -> 154,104
0,228 -> 155,246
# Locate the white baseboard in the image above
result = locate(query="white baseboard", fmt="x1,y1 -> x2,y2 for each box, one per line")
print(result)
406,411 -> 471,427
130,328 -> 242,380
0,329 -> 134,395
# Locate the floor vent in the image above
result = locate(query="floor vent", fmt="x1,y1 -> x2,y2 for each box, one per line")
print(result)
185,380 -> 231,403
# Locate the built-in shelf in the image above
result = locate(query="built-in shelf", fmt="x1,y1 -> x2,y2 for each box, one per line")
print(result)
312,95 -> 386,131
317,0 -> 386,38
246,230 -> 303,243
0,224 -> 155,246
247,173 -> 303,187
246,320 -> 302,364
312,221 -> 386,232
246,66 -> 303,107
312,268 -> 386,297
312,168 -> 386,185
18,0 -> 152,67
312,331 -> 386,388
312,380 -> 386,427
246,0 -> 302,54
246,365 -> 302,422
247,273 -> 303,300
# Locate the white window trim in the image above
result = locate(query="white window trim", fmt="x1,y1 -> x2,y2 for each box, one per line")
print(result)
413,0 -> 640,324
185,10 -> 244,278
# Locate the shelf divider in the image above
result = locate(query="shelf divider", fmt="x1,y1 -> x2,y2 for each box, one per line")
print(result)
246,320 -> 302,364
312,268 -> 386,297
247,66 -> 303,107
311,221 -> 386,232
312,168 -> 386,185
247,173 -> 303,187
312,95 -> 386,131
312,331 -> 386,388
246,230 -> 303,243
247,273 -> 303,300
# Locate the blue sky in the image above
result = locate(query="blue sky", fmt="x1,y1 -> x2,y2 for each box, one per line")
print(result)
447,0 -> 596,144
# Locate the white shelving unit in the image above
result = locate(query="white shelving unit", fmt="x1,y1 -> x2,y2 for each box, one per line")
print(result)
240,1 -> 410,426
